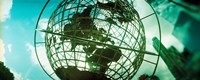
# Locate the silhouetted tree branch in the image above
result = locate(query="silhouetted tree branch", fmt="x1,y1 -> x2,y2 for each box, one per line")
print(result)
0,61 -> 14,80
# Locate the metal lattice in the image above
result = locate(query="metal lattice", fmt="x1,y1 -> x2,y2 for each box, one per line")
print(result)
34,0 -> 161,80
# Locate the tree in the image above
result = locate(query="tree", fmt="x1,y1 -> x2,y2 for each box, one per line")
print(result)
0,61 -> 14,80
138,74 -> 159,80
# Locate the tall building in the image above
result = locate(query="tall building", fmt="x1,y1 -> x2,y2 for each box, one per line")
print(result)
148,0 -> 200,54
152,37 -> 186,79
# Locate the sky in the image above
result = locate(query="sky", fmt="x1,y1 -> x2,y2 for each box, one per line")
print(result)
0,0 -> 58,79
0,0 -> 184,80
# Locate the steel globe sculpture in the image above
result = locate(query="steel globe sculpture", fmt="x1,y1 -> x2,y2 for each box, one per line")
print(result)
34,0 -> 161,80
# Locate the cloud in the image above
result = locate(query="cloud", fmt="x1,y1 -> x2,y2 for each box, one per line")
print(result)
33,18 -> 60,79
0,0 -> 13,22
38,18 -> 48,30
25,43 -> 59,79
11,70 -> 22,80
0,39 -> 5,62
10,69 -> 29,80
38,18 -> 60,39
7,44 -> 12,53
38,18 -> 48,38
25,43 -> 38,64
25,43 -> 48,65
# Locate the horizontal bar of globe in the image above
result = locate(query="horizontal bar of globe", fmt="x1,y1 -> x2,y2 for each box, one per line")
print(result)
37,29 -> 158,56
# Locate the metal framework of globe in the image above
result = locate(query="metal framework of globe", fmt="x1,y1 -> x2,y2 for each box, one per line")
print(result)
34,0 -> 162,80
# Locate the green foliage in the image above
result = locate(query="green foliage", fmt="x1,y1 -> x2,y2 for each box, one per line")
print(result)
0,61 -> 14,80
